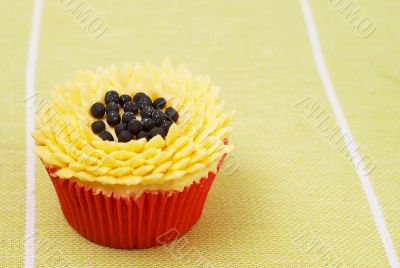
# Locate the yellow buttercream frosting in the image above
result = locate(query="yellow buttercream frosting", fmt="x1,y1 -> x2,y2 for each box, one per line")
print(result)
33,61 -> 233,195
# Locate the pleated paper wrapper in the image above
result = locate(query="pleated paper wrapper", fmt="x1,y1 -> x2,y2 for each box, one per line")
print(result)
44,154 -> 226,249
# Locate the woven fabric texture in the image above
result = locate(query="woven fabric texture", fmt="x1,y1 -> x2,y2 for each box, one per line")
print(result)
0,0 -> 399,267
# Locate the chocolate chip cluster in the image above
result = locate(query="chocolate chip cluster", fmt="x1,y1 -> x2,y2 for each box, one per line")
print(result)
90,90 -> 179,142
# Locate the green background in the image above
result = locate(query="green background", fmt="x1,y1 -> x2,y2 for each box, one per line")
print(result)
1,0 -> 399,267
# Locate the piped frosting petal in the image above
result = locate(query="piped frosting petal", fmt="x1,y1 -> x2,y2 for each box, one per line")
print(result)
33,61 -> 233,192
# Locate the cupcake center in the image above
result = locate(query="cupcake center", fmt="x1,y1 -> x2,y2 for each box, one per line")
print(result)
90,90 -> 179,142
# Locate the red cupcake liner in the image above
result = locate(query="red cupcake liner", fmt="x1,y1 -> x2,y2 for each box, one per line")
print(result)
44,153 -> 226,249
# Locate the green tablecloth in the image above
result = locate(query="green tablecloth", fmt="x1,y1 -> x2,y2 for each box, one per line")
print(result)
1,0 -> 399,267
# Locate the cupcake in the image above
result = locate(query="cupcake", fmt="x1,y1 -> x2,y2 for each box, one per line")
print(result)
33,61 -> 233,249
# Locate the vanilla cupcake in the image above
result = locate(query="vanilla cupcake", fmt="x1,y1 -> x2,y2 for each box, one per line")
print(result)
33,61 -> 233,248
